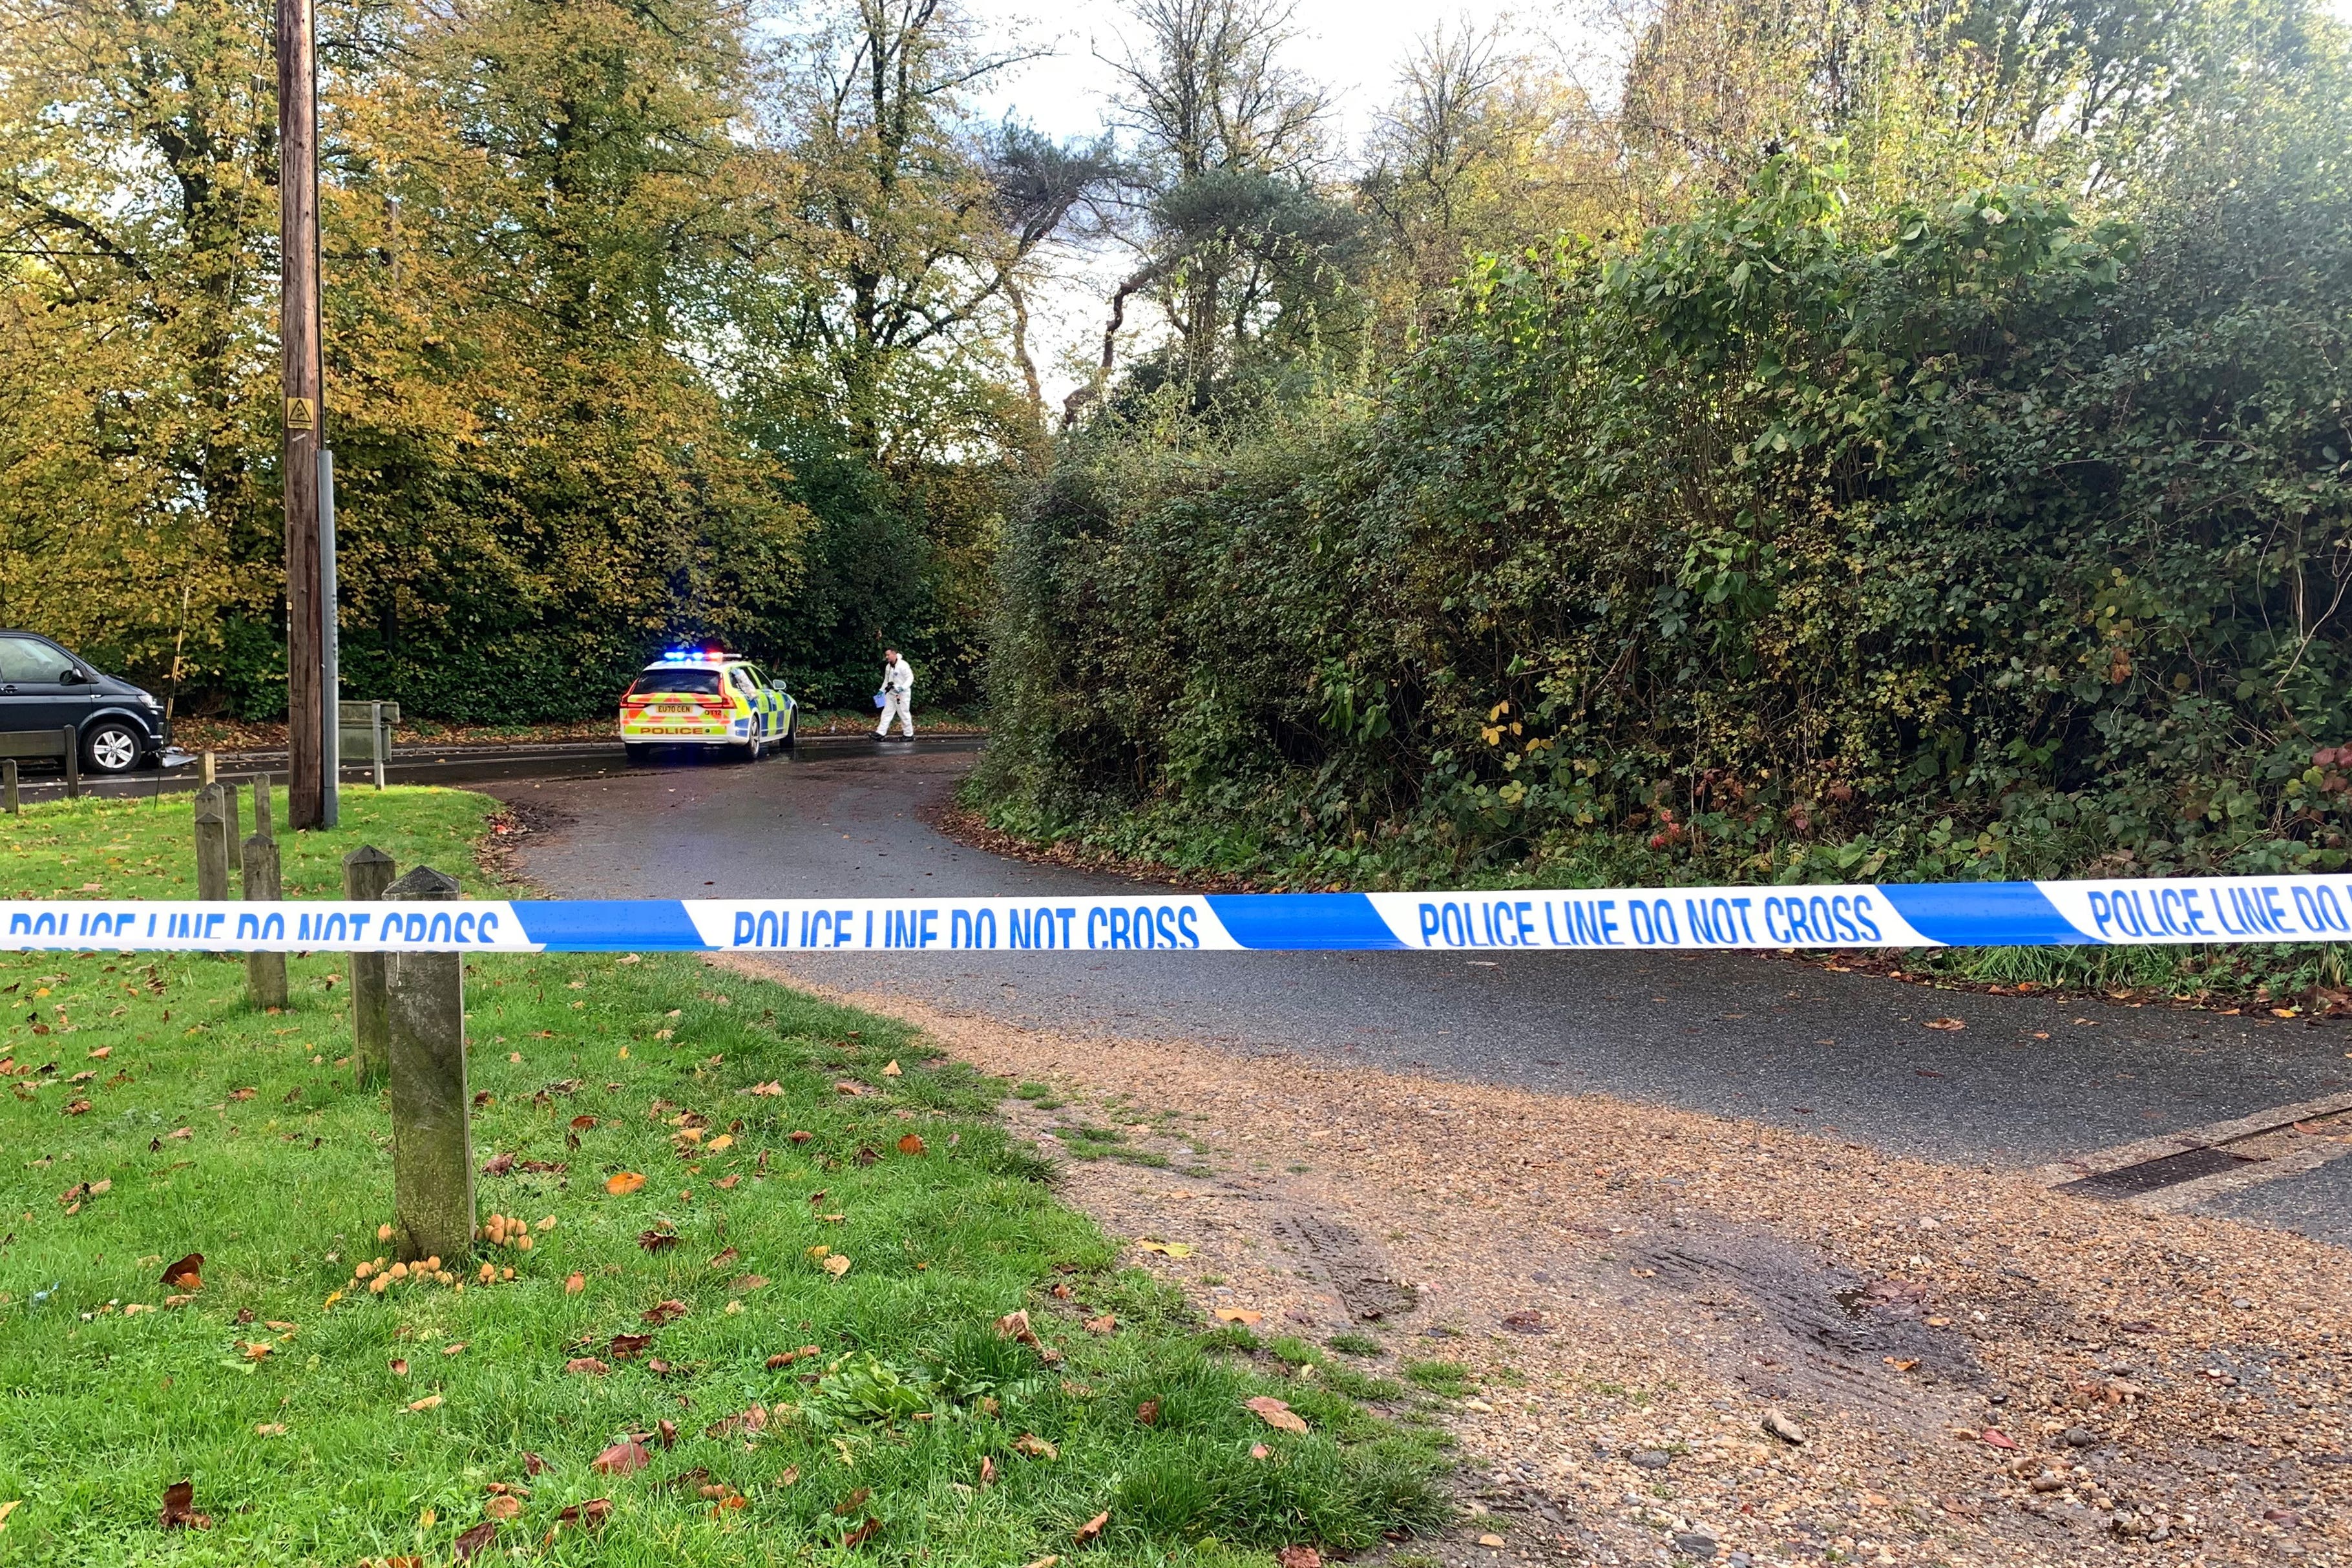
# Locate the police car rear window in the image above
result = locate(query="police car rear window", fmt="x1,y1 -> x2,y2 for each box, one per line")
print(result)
630,669 -> 723,695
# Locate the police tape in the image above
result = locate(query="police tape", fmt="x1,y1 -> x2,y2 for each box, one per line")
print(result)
5,874 -> 2351,953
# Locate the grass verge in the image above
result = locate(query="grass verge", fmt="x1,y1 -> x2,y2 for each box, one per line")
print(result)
0,789 -> 1445,1565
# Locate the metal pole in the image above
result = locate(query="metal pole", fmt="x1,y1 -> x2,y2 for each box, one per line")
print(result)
61,727 -> 79,800
278,0 -> 325,829
372,701 -> 387,791
320,447 -> 339,827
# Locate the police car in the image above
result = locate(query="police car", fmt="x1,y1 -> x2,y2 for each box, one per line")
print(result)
618,648 -> 797,764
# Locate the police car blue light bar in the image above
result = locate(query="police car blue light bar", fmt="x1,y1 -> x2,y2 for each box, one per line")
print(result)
5,874 -> 2349,952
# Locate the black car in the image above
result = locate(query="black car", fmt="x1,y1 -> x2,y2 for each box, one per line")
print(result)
0,630 -> 170,774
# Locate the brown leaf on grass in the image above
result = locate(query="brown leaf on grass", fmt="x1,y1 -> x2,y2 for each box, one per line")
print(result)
571,1114 -> 599,1130
566,1357 -> 613,1377
707,1404 -> 769,1439
880,1060 -> 902,1077
553,1498 -> 613,1530
483,1495 -> 523,1521
638,1230 -> 678,1253
995,1309 -> 1041,1346
591,1437 -> 650,1475
450,1516 -> 498,1558
646,1357 -> 684,1377
407,1395 -> 443,1412
896,1133 -> 926,1156
656,1419 -> 678,1448
62,1098 -> 90,1116
1244,1396 -> 1309,1434
766,1351 -> 797,1370
746,1082 -> 784,1096
832,1487 -> 872,1516
390,1358 -> 410,1376
842,1517 -> 881,1549
160,1253 -> 202,1291
1075,1511 -> 1109,1545
1249,1443 -> 1270,1460
642,1299 -> 689,1326
158,1479 -> 211,1531
254,1423 -> 287,1436
787,1129 -> 813,1143
1013,1434 -> 1058,1459
1276,1547 -> 1320,1568
565,1272 -> 586,1295
480,1153 -> 516,1176
854,1145 -> 880,1167
521,1453 -> 551,1476
1050,1282 -> 1072,1299
978,1456 -> 996,1488
605,1171 -> 647,1195
775,1467 -> 801,1487
229,1087 -> 256,1101
716,1174 -> 740,1189
1083,1315 -> 1117,1335
1135,1400 -> 1160,1427
608,1334 -> 653,1360
708,1246 -> 739,1268
87,1046 -> 109,1059
834,1082 -> 865,1096
732,1275 -> 769,1293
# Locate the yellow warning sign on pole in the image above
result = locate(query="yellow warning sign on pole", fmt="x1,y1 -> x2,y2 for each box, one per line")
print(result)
284,395 -> 317,431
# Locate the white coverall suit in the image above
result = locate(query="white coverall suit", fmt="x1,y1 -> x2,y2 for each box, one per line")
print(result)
876,656 -> 915,737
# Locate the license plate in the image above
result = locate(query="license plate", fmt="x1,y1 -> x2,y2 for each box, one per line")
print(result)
656,703 -> 697,714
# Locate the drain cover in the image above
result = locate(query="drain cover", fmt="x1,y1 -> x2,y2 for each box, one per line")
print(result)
2055,1144 -> 2259,1198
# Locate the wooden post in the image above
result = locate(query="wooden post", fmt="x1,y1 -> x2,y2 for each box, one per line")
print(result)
278,0 -> 326,830
2,759 -> 16,815
200,751 -> 216,786
344,845 -> 395,1085
384,865 -> 472,1263
193,786 -> 230,903
61,727 -> 78,800
252,774 -> 274,841
242,835 -> 288,1009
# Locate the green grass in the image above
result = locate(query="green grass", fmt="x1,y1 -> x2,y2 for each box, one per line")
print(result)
0,789 -> 1446,1565
1052,1124 -> 1171,1169
1398,1361 -> 1475,1399
1324,1333 -> 1383,1359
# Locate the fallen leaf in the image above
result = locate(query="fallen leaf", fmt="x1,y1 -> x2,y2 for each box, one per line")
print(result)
1277,1547 -> 1321,1568
835,1081 -> 864,1096
897,1133 -> 926,1156
996,1309 -> 1040,1344
1022,1557 -> 1060,1568
522,1453 -> 551,1476
452,1520 -> 498,1560
978,1456 -> 996,1487
656,1419 -> 678,1448
822,1253 -> 852,1277
1136,1240 -> 1193,1259
0,1499 -> 17,1531
1213,1308 -> 1261,1325
390,1358 -> 410,1376
1075,1509 -> 1109,1545
553,1497 -> 613,1531
1249,1443 -> 1270,1460
254,1422 -> 288,1436
159,1479 -> 211,1531
1884,1357 -> 1920,1372
1244,1396 -> 1308,1434
1083,1315 -> 1117,1335
642,1299 -> 689,1326
842,1516 -> 881,1548
1476,1534 -> 1506,1549
638,1230 -> 678,1253
1925,1017 -> 1965,1031
605,1171 -> 647,1195
609,1333 -> 654,1359
1925,1315 -> 1953,1328
708,1405 -> 770,1439
1135,1399 -> 1160,1425
746,1082 -> 784,1096
591,1437 -> 651,1475
832,1487 -> 872,1516
880,1060 -> 902,1077
407,1394 -> 443,1412
160,1252 -> 203,1291
709,1246 -> 740,1268
776,1467 -> 801,1487
732,1274 -> 769,1293
1980,1428 -> 2018,1450
443,1343 -> 467,1356
87,1046 -> 109,1059
483,1494 -> 522,1521
480,1153 -> 516,1176
566,1357 -> 613,1376
1013,1434 -> 1058,1459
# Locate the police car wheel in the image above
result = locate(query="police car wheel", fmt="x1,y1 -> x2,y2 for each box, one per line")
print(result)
781,713 -> 797,751
735,738 -> 761,762
624,743 -> 653,766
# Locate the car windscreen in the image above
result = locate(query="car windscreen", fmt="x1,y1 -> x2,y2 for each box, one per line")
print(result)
628,669 -> 723,696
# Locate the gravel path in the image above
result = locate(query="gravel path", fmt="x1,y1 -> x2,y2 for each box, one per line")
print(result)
736,967 -> 2351,1568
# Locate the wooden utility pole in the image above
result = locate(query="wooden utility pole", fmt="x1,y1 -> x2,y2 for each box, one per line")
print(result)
278,0 -> 325,829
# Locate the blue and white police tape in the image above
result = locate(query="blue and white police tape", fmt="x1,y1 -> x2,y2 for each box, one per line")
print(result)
5,874 -> 2351,953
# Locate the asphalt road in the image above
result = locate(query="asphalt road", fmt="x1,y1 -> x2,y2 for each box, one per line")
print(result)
506,742 -> 2352,1244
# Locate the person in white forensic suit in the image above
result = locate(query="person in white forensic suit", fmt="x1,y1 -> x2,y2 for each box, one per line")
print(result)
876,649 -> 916,738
